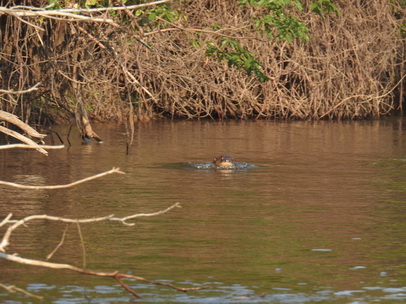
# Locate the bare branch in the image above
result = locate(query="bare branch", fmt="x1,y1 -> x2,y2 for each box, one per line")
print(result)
0,110 -> 46,139
66,0 -> 171,13
114,202 -> 182,226
0,126 -> 48,155
76,222 -> 87,269
0,214 -> 115,252
0,203 -> 207,298
0,251 -> 207,296
114,275 -> 142,298
0,203 -> 180,252
46,226 -> 68,260
0,167 -> 125,190
0,144 -> 64,150
0,83 -> 40,94
19,0 -> 171,14
0,283 -> 43,300
0,213 -> 13,228
0,1 -> 171,27
0,7 -> 119,26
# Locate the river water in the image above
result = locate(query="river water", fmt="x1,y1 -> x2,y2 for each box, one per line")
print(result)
0,119 -> 405,303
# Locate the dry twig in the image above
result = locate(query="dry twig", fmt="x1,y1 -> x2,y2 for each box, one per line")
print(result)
0,83 -> 40,94
0,283 -> 43,300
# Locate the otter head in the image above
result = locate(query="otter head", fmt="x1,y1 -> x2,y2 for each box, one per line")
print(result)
213,155 -> 236,168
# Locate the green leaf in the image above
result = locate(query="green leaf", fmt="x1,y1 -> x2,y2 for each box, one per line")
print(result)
135,9 -> 144,17
293,0 -> 303,10
148,12 -> 157,21
191,40 -> 201,48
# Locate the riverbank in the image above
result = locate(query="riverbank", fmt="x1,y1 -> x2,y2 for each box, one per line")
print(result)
0,0 -> 404,124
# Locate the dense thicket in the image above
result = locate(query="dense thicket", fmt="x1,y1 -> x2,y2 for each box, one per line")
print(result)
0,0 -> 405,124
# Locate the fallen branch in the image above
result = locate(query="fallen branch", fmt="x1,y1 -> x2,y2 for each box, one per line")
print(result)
0,203 -> 207,298
0,283 -> 43,300
0,110 -> 46,139
0,167 -> 124,190
0,126 -> 48,155
0,203 -> 181,250
0,109 -> 52,155
0,251 -> 207,297
46,226 -> 68,260
0,144 -> 64,150
114,203 -> 181,226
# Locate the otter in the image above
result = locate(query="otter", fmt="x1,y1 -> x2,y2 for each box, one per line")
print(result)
212,154 -> 236,168
186,154 -> 255,170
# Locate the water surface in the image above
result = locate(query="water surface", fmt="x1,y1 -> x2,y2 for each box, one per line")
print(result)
0,119 -> 405,303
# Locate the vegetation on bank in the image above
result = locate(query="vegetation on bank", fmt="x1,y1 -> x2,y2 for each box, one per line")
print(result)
0,0 -> 405,125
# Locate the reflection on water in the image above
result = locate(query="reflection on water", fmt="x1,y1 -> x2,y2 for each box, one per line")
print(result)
0,119 -> 405,303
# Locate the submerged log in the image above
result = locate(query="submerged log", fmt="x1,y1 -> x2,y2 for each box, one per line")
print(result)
75,97 -> 103,143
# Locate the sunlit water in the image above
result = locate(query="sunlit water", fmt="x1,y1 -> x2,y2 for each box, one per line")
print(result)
0,119 -> 405,303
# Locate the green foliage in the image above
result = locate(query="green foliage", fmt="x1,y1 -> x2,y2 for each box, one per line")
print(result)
240,0 -> 309,42
206,38 -> 269,83
133,1 -> 183,28
254,10 -> 309,42
47,0 -> 62,9
389,0 -> 406,37
310,0 -> 339,17
202,0 -> 339,82
46,0 -> 182,32
240,0 -> 339,42
136,4 -> 182,26
47,0 -> 110,9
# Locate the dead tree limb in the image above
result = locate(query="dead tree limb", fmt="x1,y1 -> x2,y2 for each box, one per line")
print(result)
75,97 -> 103,143
0,109 -> 58,155
0,110 -> 46,139
0,126 -> 48,155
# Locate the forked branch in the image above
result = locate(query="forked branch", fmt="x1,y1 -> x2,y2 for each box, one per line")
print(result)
0,203 -> 207,298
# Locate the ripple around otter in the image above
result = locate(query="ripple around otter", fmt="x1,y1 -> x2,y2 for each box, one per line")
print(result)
185,162 -> 258,170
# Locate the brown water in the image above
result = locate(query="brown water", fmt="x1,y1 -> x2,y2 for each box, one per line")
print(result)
0,119 -> 405,303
